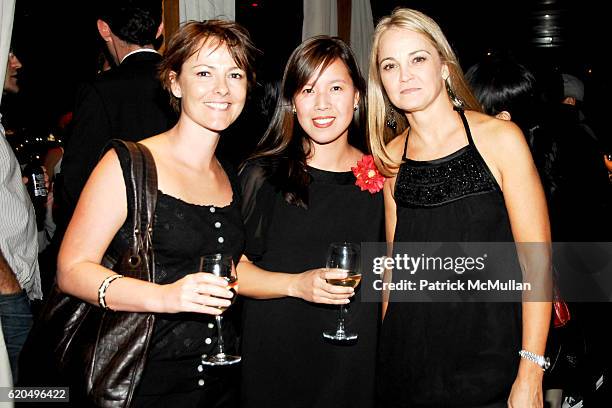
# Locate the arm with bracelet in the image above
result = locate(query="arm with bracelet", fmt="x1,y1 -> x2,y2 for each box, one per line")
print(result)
57,149 -> 233,315
493,122 -> 552,407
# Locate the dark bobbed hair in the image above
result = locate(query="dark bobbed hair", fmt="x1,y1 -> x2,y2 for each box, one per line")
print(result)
98,0 -> 162,46
246,36 -> 367,209
158,20 -> 258,112
465,55 -> 538,131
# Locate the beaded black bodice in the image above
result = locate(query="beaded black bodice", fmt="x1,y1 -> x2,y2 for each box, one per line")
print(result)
382,109 -> 519,407
394,109 -> 500,208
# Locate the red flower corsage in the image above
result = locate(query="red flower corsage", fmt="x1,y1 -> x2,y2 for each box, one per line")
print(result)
352,155 -> 385,194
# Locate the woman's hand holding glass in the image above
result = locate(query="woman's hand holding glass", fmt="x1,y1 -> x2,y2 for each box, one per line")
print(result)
199,253 -> 241,366
323,242 -> 361,341
159,270 -> 234,315
289,268 -> 354,304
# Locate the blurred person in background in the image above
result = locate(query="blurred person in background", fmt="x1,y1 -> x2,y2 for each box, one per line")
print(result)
1,49 -> 42,382
59,0 -> 176,231
468,59 -> 611,406
50,0 -> 176,302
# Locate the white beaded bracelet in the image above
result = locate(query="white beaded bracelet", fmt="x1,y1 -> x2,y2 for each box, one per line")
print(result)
98,274 -> 124,310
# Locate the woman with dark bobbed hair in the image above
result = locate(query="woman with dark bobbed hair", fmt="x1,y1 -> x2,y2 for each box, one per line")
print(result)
465,55 -> 539,129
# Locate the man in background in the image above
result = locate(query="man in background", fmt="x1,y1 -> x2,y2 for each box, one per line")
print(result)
51,1 -> 175,297
1,50 -> 42,382
59,0 -> 175,220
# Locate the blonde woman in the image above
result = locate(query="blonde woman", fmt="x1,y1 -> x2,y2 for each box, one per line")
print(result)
368,8 -> 551,408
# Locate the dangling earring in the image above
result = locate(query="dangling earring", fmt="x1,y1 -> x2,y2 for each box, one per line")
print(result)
353,105 -> 358,111
385,104 -> 397,130
292,106 -> 297,115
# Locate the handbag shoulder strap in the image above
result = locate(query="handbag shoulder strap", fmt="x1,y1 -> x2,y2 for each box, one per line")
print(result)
135,143 -> 158,257
107,139 -> 158,281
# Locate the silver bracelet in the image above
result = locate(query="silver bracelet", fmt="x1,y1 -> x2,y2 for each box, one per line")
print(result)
98,274 -> 124,310
518,349 -> 550,371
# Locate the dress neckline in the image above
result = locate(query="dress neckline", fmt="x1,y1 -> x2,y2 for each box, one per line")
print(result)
402,107 -> 474,164
403,145 -> 471,166
151,154 -> 235,209
158,190 -> 234,210
306,165 -> 356,185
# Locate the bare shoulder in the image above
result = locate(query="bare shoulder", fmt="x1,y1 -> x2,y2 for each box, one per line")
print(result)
87,148 -> 125,192
465,110 -> 530,161
385,129 -> 409,163
72,147 -> 126,226
96,148 -> 121,173
136,134 -> 174,170
137,134 -> 166,153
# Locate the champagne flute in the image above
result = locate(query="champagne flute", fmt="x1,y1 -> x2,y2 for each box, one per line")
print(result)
323,242 -> 361,341
199,253 -> 241,366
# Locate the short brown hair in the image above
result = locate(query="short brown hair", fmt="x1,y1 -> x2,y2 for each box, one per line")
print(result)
159,20 -> 258,112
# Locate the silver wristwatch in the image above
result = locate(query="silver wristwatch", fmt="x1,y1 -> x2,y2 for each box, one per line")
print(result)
518,350 -> 550,371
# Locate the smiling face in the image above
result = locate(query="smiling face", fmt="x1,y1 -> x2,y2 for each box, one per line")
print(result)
170,40 -> 247,134
377,28 -> 448,113
293,58 -> 359,146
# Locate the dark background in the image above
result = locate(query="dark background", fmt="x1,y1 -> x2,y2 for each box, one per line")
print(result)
3,0 -> 608,151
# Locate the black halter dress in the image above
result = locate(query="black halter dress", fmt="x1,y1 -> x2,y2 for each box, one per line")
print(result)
377,109 -> 521,408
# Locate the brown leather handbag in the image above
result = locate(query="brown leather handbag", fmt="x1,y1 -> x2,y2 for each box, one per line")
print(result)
19,140 -> 157,407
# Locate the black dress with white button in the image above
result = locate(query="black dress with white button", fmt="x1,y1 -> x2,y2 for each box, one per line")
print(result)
112,151 -> 245,407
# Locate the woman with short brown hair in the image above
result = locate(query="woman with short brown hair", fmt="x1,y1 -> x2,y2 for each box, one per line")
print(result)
57,20 -> 257,407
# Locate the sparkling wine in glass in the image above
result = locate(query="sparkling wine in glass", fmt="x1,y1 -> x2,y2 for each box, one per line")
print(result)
323,242 -> 361,341
199,253 -> 241,366
215,275 -> 238,313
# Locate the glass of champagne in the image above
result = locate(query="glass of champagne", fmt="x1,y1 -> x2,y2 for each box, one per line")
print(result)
199,253 -> 241,366
323,242 -> 361,341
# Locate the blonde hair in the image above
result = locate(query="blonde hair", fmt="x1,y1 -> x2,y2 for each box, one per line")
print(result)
367,8 -> 482,176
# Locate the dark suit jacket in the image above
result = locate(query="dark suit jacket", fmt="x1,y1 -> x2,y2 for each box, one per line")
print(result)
60,51 -> 176,211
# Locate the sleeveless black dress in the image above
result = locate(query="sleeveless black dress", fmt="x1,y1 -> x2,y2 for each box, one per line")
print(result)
112,148 -> 245,408
239,161 -> 384,408
377,110 -> 521,408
